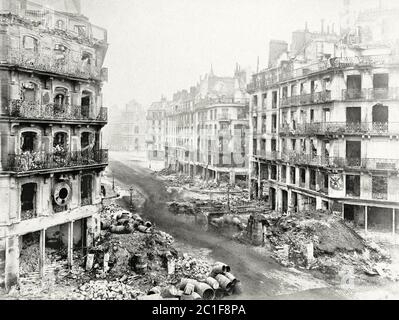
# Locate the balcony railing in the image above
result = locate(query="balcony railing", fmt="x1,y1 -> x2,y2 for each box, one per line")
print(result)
342,88 -> 399,101
8,149 -> 108,173
281,91 -> 332,107
6,100 -> 108,122
3,49 -> 101,80
280,122 -> 399,136
194,97 -> 249,109
248,55 -> 399,93
372,192 -> 388,200
280,152 -> 399,171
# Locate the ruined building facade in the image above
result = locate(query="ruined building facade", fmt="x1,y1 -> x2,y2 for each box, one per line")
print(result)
0,0 -> 108,290
248,5 -> 399,234
164,66 -> 249,185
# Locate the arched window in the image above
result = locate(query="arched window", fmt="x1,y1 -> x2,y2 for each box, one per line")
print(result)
22,82 -> 38,103
56,20 -> 65,30
23,36 -> 38,52
81,90 -> 93,118
53,132 -> 68,151
21,131 -> 38,153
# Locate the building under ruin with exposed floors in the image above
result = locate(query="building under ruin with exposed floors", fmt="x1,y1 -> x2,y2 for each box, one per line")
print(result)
162,66 -> 250,185
0,0 -> 108,291
248,4 -> 399,235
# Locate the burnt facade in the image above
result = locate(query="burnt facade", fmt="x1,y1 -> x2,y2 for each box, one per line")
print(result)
248,5 -> 399,235
0,0 -> 108,290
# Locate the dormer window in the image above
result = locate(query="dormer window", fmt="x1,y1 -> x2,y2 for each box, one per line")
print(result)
82,52 -> 93,65
23,36 -> 38,52
74,25 -> 87,37
55,44 -> 68,52
56,20 -> 65,30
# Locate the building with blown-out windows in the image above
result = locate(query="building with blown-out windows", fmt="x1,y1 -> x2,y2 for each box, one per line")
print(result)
248,2 -> 399,235
0,0 -> 108,291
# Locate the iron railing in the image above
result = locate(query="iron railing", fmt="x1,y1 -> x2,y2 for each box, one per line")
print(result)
279,122 -> 399,136
194,97 -> 249,109
8,149 -> 108,173
342,88 -> 399,101
281,91 -> 332,107
247,55 -> 399,93
4,49 -> 101,80
6,100 -> 107,122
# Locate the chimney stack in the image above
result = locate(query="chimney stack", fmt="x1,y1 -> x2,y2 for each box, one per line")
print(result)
305,21 -> 308,31
332,23 -> 335,34
321,19 -> 325,34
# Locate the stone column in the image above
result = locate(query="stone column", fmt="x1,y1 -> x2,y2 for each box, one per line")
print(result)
229,170 -> 235,186
365,206 -> 368,233
393,209 -> 396,236
5,236 -> 19,290
257,162 -> 262,199
67,221 -> 74,269
39,229 -> 46,278
0,238 -> 5,289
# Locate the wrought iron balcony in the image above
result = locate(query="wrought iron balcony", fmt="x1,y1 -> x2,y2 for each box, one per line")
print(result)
342,88 -> 399,101
6,100 -> 107,123
280,122 -> 399,136
194,97 -> 249,109
280,152 -> 399,171
8,149 -> 108,173
281,91 -> 332,107
4,49 -> 101,80
372,192 -> 388,200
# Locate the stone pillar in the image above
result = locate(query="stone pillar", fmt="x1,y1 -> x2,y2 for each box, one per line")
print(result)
365,206 -> 368,233
229,170 -> 235,186
257,162 -> 262,199
0,238 -> 5,289
287,190 -> 293,214
39,229 -> 46,278
86,217 -> 95,248
0,132 -> 2,171
393,209 -> 396,236
67,221 -> 74,268
5,236 -> 19,290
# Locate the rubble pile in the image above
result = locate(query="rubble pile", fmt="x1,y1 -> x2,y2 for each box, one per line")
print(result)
245,210 -> 395,281
75,280 -> 142,300
70,203 -> 240,300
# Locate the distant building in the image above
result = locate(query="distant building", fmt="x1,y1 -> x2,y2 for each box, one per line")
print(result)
163,65 -> 250,184
146,98 -> 168,163
248,3 -> 399,235
105,100 -> 147,154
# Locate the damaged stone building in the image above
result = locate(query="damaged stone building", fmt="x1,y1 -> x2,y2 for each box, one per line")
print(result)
163,66 -> 250,185
248,3 -> 399,235
0,0 -> 108,290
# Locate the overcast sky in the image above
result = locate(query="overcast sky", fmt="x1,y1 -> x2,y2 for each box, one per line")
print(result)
79,0 -> 376,109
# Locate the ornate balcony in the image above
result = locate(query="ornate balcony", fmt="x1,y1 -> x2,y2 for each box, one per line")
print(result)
280,152 -> 399,171
3,49 -> 101,80
342,88 -> 399,101
8,149 -> 108,173
280,122 -> 399,136
6,100 -> 107,123
281,91 -> 332,107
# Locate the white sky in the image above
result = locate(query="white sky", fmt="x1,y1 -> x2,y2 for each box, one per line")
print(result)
79,0 -> 359,108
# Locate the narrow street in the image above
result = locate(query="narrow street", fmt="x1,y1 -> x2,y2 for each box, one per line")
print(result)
108,153 -> 347,300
